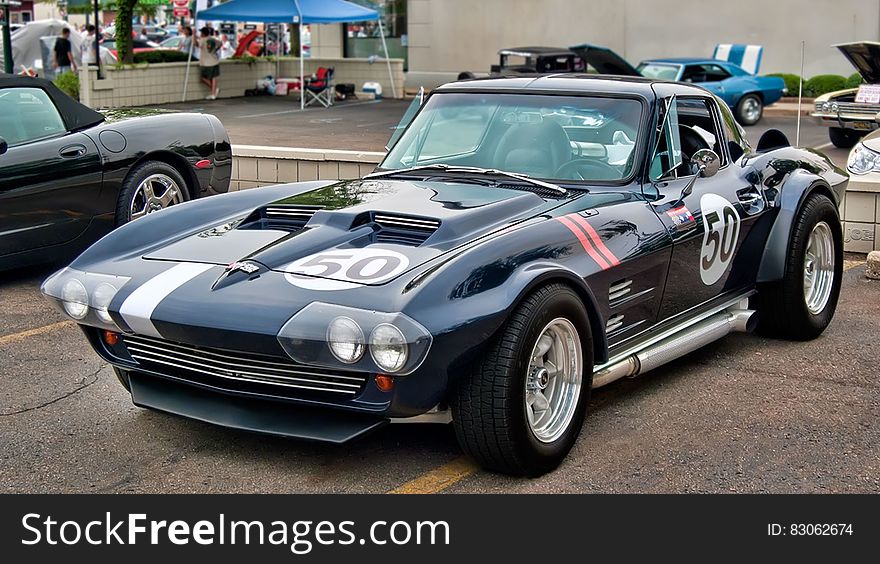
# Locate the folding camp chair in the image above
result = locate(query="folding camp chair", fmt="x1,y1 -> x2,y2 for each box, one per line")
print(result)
304,67 -> 335,108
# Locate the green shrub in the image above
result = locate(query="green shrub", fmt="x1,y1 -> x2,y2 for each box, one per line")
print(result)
53,71 -> 80,100
766,73 -> 802,96
804,74 -> 847,97
133,50 -> 192,64
845,72 -> 864,89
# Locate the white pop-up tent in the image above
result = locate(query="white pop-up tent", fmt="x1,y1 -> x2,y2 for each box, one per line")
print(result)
198,0 -> 396,109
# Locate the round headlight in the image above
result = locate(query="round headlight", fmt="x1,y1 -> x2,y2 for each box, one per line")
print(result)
831,102 -> 839,113
370,323 -> 408,373
848,143 -> 880,175
92,282 -> 117,323
327,316 -> 365,364
61,278 -> 88,319
821,101 -> 831,112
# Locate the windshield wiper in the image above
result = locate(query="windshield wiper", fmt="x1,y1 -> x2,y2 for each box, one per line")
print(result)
366,164 -> 567,196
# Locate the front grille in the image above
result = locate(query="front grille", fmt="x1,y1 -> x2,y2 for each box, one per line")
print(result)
816,101 -> 880,114
122,335 -> 367,400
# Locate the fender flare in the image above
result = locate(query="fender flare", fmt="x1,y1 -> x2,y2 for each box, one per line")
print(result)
756,171 -> 837,283
506,263 -> 610,365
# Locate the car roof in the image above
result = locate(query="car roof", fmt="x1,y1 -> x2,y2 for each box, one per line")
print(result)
641,57 -> 723,65
437,73 -> 709,98
498,46 -> 574,56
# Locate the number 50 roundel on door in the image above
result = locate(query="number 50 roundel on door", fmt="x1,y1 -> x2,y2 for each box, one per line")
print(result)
699,193 -> 741,286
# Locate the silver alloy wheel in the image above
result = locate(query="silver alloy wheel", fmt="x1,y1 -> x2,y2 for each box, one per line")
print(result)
803,221 -> 835,315
129,173 -> 183,221
525,317 -> 583,444
741,97 -> 761,122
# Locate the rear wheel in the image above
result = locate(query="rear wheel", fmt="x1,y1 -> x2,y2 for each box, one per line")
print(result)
754,193 -> 842,340
115,160 -> 189,226
735,93 -> 763,126
451,283 -> 592,476
828,127 -> 860,149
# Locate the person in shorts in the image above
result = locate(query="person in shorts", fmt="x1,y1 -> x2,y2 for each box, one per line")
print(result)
197,27 -> 221,100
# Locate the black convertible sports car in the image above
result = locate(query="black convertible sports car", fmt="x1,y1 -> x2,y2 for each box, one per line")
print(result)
43,75 -> 846,476
0,75 -> 232,271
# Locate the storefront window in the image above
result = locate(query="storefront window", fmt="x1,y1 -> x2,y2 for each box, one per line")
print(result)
344,0 -> 407,70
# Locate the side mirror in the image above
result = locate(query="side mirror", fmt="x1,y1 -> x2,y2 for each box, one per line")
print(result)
692,148 -> 720,178
0,137 -> 7,156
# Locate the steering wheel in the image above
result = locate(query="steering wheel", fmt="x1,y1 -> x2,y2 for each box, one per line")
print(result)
555,158 -> 620,181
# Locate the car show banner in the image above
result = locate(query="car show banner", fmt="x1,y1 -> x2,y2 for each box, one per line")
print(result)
0,495 -> 874,561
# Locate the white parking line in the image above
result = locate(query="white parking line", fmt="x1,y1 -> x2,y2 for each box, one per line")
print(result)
812,142 -> 835,151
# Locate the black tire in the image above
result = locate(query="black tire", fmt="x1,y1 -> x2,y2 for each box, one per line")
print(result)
735,93 -> 763,126
115,160 -> 190,227
753,193 -> 842,340
451,283 -> 593,477
457,71 -> 476,81
113,367 -> 131,392
828,127 -> 860,149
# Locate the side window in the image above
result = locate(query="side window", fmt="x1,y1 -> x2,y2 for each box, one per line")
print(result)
703,64 -> 731,82
649,96 -> 682,182
680,65 -> 706,83
717,99 -> 750,160
675,97 -> 726,165
0,87 -> 67,146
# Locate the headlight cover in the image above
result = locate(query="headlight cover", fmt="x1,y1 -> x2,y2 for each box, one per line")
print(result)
277,303 -> 432,375
847,143 -> 880,175
41,267 -> 130,331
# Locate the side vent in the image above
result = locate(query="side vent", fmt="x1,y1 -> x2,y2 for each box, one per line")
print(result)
373,213 -> 441,247
241,205 -> 323,232
606,314 -> 625,334
609,279 -> 633,305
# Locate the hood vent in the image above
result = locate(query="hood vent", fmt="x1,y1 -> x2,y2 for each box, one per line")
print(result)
241,205 -> 323,232
372,213 -> 441,247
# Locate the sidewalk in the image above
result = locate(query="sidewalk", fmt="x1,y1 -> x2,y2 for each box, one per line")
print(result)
765,98 -> 815,117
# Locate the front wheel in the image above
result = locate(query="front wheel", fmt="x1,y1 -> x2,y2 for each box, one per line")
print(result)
754,193 -> 842,340
828,127 -> 860,149
735,93 -> 763,126
451,283 -> 593,476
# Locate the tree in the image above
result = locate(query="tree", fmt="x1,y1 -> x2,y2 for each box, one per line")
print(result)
114,0 -> 138,64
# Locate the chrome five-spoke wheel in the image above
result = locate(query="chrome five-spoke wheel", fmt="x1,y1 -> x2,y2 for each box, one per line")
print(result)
803,221 -> 835,315
129,173 -> 183,221
525,317 -> 583,443
741,97 -> 761,123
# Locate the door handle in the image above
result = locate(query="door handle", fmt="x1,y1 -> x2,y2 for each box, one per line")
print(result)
59,144 -> 87,158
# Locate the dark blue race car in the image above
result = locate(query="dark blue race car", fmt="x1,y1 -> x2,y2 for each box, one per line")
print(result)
43,75 -> 846,476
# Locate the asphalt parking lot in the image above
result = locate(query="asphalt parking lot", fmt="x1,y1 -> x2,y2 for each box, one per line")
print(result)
1,111 -> 877,494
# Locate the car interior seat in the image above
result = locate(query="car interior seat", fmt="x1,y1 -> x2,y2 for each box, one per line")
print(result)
494,119 -> 572,178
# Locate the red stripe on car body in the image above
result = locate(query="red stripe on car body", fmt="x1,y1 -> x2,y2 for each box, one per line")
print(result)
557,215 -> 610,270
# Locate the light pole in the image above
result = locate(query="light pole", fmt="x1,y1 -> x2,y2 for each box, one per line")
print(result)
1,0 -> 22,74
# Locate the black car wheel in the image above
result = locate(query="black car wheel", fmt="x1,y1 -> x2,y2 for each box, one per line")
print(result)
735,93 -> 763,126
451,283 -> 592,477
116,161 -> 189,226
828,127 -> 861,149
754,193 -> 842,340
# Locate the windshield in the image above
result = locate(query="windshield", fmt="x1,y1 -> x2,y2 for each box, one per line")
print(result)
637,63 -> 681,80
380,93 -> 643,182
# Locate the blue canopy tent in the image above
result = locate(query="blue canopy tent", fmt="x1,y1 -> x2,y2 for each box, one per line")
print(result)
194,0 -> 395,109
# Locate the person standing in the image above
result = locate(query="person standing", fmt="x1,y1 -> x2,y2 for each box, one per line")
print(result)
179,26 -> 196,59
219,33 -> 233,59
53,28 -> 76,75
197,27 -> 221,100
80,25 -> 97,66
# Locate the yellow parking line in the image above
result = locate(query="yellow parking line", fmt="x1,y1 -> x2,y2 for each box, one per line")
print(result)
844,259 -> 864,271
387,457 -> 478,494
0,320 -> 74,346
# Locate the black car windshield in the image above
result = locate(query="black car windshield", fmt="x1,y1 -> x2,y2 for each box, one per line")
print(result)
381,93 -> 643,182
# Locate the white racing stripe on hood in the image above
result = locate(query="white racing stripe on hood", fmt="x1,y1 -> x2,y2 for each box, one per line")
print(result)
119,263 -> 215,338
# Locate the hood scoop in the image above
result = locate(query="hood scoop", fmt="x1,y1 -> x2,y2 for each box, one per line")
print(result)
239,204 -> 323,233
370,213 -> 441,247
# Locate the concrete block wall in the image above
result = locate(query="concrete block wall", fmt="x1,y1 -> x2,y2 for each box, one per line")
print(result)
229,145 -> 384,191
79,57 -> 404,108
839,182 -> 880,253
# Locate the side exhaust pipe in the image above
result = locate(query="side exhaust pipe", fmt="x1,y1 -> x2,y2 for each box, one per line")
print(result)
592,308 -> 757,389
